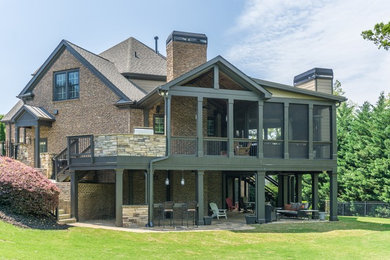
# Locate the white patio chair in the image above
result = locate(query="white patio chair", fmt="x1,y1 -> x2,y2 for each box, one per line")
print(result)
209,202 -> 227,219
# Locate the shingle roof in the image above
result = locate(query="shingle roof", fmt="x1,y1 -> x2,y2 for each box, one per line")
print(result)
1,100 -> 24,122
65,41 -> 146,101
129,79 -> 166,94
100,37 -> 166,76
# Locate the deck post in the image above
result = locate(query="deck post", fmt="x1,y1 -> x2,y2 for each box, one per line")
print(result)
309,104 -> 314,159
115,169 -> 124,227
70,170 -> 78,220
282,175 -> 289,205
197,97 -> 204,157
165,96 -> 171,156
34,123 -> 40,168
196,170 -> 205,225
284,102 -> 289,159
228,99 -> 234,158
329,170 -> 338,221
257,100 -> 264,159
255,171 -> 266,223
296,174 -> 303,203
277,175 -> 283,207
222,173 -> 227,208
147,169 -> 154,225
311,173 -> 319,211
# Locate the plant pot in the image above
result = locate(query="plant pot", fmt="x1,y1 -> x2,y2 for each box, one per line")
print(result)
245,215 -> 257,224
204,216 -> 212,225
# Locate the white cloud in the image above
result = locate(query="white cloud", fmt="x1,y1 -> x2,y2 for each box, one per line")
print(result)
226,0 -> 390,104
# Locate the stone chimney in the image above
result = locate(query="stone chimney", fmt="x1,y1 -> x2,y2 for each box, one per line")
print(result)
294,68 -> 333,94
166,31 -> 208,82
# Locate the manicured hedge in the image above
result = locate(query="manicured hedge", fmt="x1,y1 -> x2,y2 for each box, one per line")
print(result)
0,156 -> 59,215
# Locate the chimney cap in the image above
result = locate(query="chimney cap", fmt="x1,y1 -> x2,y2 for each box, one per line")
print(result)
166,30 -> 207,45
293,68 -> 333,86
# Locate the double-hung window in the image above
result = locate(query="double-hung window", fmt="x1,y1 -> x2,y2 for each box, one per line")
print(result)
54,70 -> 79,101
153,115 -> 165,134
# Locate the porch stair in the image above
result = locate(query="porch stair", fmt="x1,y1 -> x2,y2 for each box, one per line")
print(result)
244,175 -> 277,203
57,209 -> 76,224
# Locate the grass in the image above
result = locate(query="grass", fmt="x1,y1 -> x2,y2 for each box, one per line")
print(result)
1,216 -> 390,259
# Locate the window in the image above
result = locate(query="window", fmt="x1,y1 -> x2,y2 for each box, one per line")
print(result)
207,118 -> 215,136
153,115 -> 164,134
289,104 -> 308,159
54,70 -> 79,101
313,105 -> 332,159
39,138 -> 48,153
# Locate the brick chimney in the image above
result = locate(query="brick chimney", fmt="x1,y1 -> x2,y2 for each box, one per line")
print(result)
166,31 -> 208,82
294,68 -> 333,94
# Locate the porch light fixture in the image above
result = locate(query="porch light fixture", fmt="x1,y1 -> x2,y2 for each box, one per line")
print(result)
165,177 -> 170,186
181,170 -> 185,186
158,88 -> 168,97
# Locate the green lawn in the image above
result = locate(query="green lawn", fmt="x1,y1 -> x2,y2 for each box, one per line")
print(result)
1,217 -> 390,259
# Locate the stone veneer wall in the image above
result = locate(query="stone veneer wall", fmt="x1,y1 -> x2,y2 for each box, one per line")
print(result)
78,183 -> 115,221
40,153 -> 55,178
94,134 -> 166,157
122,205 -> 148,228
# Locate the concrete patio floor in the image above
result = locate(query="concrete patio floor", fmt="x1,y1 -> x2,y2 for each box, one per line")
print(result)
69,211 -> 326,233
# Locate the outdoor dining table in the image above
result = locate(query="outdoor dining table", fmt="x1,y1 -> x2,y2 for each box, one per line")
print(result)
153,202 -> 191,226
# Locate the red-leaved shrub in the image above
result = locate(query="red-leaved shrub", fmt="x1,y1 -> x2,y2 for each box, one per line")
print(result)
0,156 -> 60,215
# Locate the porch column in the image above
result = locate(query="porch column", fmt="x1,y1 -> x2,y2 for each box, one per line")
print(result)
115,169 -> 124,227
257,100 -> 264,159
329,170 -> 338,221
311,173 -> 319,211
197,96 -> 203,157
228,99 -> 234,158
284,103 -> 289,159
332,104 -> 337,160
7,123 -> 11,156
165,96 -> 172,155
277,175 -> 283,207
14,126 -> 19,159
308,104 -> 314,159
196,170 -> 204,225
34,123 -> 40,168
255,171 -> 266,223
222,174 -> 227,207
147,169 -> 154,225
296,174 -> 303,203
282,175 -> 289,205
70,170 -> 78,220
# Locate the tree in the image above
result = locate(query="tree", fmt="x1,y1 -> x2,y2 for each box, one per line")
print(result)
0,115 -> 5,141
361,22 -> 390,50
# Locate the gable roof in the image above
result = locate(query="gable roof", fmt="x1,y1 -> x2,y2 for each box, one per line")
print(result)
16,105 -> 55,121
18,40 -> 147,102
159,55 -> 272,98
1,100 -> 24,123
100,37 -> 166,76
253,78 -> 347,102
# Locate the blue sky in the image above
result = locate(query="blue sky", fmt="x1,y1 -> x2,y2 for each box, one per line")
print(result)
0,0 -> 389,114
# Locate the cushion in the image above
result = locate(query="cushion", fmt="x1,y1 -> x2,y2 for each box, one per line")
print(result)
284,204 -> 292,210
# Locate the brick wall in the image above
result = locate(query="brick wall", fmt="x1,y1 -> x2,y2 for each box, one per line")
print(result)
56,182 -> 71,214
14,49 -> 140,166
166,41 -> 207,82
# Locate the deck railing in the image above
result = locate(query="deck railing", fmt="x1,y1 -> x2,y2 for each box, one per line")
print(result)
68,135 -> 94,163
171,136 -> 197,155
203,137 -> 228,156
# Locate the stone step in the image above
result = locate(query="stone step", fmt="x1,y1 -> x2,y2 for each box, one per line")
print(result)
58,218 -> 76,224
58,209 -> 65,214
58,213 -> 71,220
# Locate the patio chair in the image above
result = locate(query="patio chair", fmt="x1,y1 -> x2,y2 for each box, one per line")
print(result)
185,201 -> 198,227
234,142 -> 252,156
163,201 -> 174,226
209,202 -> 227,219
225,197 -> 237,211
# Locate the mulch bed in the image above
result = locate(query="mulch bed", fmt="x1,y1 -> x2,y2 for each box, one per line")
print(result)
0,205 -> 69,230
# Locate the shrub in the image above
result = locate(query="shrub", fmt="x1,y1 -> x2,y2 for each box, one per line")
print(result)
0,156 -> 59,215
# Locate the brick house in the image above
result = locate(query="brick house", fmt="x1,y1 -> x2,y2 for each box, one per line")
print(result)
1,31 -> 345,227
